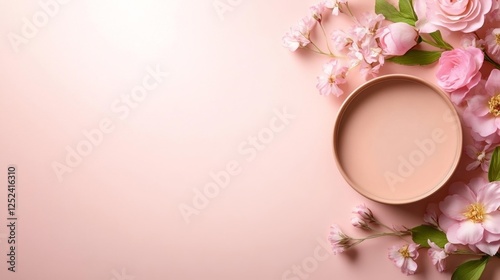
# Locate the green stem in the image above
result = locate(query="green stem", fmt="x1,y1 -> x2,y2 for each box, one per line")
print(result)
420,37 -> 448,50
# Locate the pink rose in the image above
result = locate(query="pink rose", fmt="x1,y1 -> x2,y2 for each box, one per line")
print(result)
436,47 -> 483,105
377,22 -> 418,56
414,0 -> 493,33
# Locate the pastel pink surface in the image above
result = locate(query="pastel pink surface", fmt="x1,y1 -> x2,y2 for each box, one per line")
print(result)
0,1 -> 498,280
335,76 -> 462,204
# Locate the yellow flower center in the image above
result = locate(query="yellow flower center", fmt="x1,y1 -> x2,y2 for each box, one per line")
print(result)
399,245 -> 410,258
488,95 -> 500,116
464,203 -> 486,223
496,33 -> 500,46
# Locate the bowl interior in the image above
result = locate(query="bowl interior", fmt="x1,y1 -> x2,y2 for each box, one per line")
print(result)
334,75 -> 462,204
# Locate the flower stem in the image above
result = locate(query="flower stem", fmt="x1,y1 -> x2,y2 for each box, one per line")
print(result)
351,231 -> 411,247
304,46 -> 335,57
484,52 -> 500,69
319,21 -> 334,56
344,3 -> 356,20
452,250 -> 487,256
420,37 -> 447,50
306,40 -> 336,58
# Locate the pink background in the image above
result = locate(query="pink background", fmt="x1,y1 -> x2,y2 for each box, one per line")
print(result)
0,0 -> 498,279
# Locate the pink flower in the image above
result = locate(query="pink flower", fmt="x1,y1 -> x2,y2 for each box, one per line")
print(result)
460,34 -> 485,49
439,177 -> 500,255
351,216 -> 370,230
331,29 -> 353,52
463,70 -> 500,138
328,224 -> 352,254
487,1 -> 500,22
310,2 -> 327,21
485,28 -> 500,63
423,203 -> 440,228
465,142 -> 492,172
351,12 -> 385,40
436,47 -> 483,105
388,243 -> 419,275
282,17 -> 317,52
324,0 -> 347,16
377,22 -> 418,56
427,241 -> 457,272
352,204 -> 375,222
413,0 -> 493,33
316,60 -> 348,96
348,35 -> 384,79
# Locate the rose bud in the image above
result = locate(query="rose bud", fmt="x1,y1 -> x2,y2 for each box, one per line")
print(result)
377,22 -> 418,56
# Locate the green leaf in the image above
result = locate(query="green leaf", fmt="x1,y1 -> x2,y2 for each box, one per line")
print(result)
429,31 -> 453,50
452,257 -> 489,280
411,225 -> 448,248
375,0 -> 416,25
387,50 -> 442,66
488,146 -> 500,182
399,0 -> 417,21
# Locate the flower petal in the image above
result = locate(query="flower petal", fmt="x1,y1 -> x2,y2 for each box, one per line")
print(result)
439,214 -> 456,232
477,182 -> 500,212
483,211 -> 500,234
475,239 -> 500,256
485,69 -> 500,97
445,222 -> 462,244
439,194 -> 470,220
484,231 -> 500,243
456,220 -> 484,244
449,181 -> 477,202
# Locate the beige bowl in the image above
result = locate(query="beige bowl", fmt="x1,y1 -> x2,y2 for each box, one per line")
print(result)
333,74 -> 462,204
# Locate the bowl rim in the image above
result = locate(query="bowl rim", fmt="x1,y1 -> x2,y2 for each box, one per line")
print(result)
333,74 -> 463,204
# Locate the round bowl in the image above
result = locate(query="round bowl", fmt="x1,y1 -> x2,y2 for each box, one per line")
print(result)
333,74 -> 462,204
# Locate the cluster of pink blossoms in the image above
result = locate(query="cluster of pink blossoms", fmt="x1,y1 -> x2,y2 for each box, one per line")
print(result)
282,0 -> 419,97
441,39 -> 500,171
283,0 -> 500,172
329,192 -> 500,276
329,204 -> 428,275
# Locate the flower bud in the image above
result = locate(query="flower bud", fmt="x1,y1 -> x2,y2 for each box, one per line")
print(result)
352,204 -> 375,222
377,22 -> 418,56
351,216 -> 371,230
